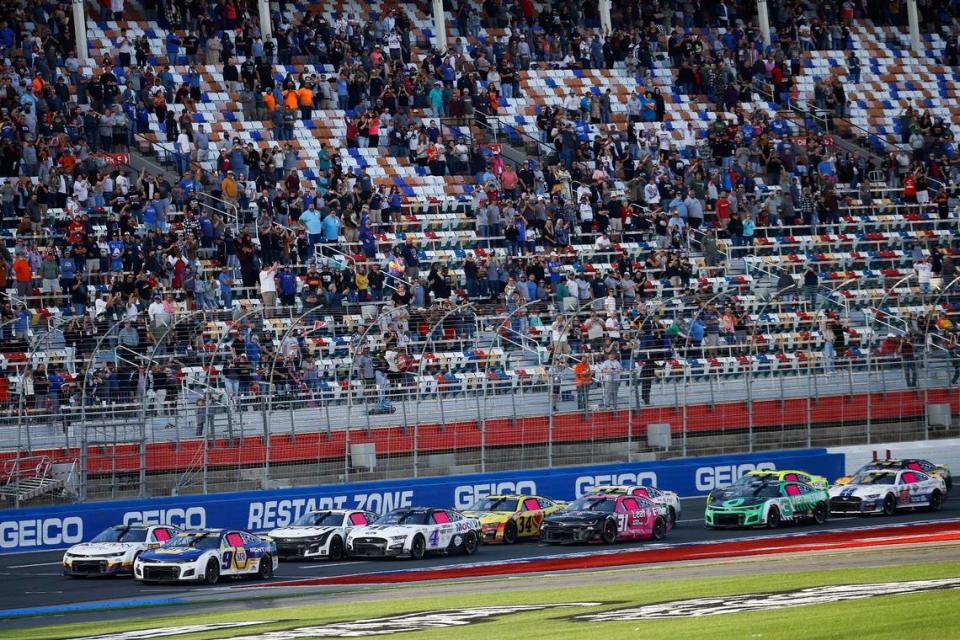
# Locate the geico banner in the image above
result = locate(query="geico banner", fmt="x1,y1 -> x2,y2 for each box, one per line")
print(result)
0,448 -> 842,553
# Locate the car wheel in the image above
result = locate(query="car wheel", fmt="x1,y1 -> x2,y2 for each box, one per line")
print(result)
930,490 -> 943,512
503,520 -> 518,544
409,535 -> 425,560
601,519 -> 618,544
882,494 -> 897,516
461,531 -> 478,555
203,559 -> 220,585
813,502 -> 828,524
257,554 -> 273,579
766,506 -> 781,529
651,517 -> 666,540
668,506 -> 677,526
328,536 -> 345,561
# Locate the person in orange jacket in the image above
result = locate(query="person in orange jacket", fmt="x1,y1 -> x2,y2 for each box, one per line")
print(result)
297,85 -> 313,120
573,356 -> 593,412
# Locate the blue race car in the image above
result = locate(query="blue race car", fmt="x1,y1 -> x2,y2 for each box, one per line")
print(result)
133,529 -> 278,584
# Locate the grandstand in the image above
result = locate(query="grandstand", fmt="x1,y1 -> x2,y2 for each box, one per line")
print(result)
0,0 -> 957,505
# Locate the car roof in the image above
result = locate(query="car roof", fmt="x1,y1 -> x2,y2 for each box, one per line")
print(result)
483,494 -> 531,500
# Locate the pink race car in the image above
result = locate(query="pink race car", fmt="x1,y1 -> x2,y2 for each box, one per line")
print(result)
538,494 -> 670,544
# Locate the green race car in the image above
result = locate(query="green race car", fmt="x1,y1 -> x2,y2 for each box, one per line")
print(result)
704,478 -> 830,529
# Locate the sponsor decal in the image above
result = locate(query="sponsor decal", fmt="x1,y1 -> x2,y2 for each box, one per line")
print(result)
81,604 -> 603,640
695,463 -> 777,491
572,578 -> 960,621
123,507 -> 206,529
73,622 -> 273,640
0,516 -> 83,549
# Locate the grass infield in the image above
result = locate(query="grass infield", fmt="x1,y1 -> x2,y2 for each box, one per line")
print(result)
12,560 -> 960,640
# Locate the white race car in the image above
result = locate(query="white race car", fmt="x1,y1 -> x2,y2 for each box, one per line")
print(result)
829,468 -> 947,515
586,485 -> 682,524
345,507 -> 481,559
266,509 -> 377,560
134,529 -> 278,584
62,524 -> 179,577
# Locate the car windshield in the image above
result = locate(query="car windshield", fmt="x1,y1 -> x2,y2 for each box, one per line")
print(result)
727,482 -> 782,498
852,472 -> 897,485
567,497 -> 616,513
166,533 -> 222,550
91,526 -> 149,543
292,512 -> 344,526
373,511 -> 430,525
468,497 -> 519,512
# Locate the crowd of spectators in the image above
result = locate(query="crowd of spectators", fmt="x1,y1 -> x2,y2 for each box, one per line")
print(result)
0,0 -> 958,420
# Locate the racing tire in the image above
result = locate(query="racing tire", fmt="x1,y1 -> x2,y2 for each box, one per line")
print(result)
651,517 -> 667,540
461,531 -> 479,556
409,535 -> 426,560
328,536 -> 345,561
668,506 -> 677,526
600,519 -> 618,544
503,520 -> 518,544
929,490 -> 943,512
813,502 -> 828,524
882,494 -> 897,516
766,506 -> 781,529
203,559 -> 220,585
258,555 -> 273,580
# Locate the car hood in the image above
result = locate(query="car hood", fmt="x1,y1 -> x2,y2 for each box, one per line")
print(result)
66,542 -> 141,556
544,512 -> 607,524
829,485 -> 887,498
709,497 -> 768,509
347,525 -> 422,538
140,547 -> 207,562
461,511 -> 510,525
267,526 -> 338,539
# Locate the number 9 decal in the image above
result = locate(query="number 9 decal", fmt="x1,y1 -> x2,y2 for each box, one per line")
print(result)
221,550 -> 233,570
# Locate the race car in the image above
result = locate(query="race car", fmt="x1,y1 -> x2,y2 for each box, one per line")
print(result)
539,494 -> 669,544
834,458 -> 952,491
265,509 -> 377,560
62,524 -> 179,577
704,477 -> 829,528
344,507 -> 481,559
586,485 -> 682,524
829,468 -> 947,515
707,469 -> 829,505
134,529 -> 278,584
461,494 -> 565,544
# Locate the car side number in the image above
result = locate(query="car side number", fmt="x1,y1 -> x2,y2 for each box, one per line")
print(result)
428,529 -> 440,548
517,515 -> 535,535
221,551 -> 233,570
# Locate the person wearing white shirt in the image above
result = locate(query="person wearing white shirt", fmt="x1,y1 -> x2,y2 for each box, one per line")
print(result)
595,233 -> 612,251
259,264 -> 278,307
598,351 -> 623,409
915,257 -> 933,294
73,177 -> 89,206
565,277 -> 579,312
563,91 -> 579,117
644,179 -> 661,206
115,173 -> 129,194
578,199 -> 594,236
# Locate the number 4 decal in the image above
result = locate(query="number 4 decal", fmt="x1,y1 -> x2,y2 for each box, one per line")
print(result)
428,529 -> 440,547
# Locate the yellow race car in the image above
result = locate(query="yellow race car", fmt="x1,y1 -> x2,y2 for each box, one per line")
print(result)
461,494 -> 566,544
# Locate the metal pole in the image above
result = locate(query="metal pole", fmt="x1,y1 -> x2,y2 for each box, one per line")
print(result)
907,0 -> 922,53
746,366 -> 754,452
547,382 -> 555,468
866,348 -> 873,444
756,0 -> 771,48
72,0 -> 89,64
432,0 -> 447,52
258,0 -> 272,44
626,369 -> 633,463
598,0 -> 612,35
681,370 -> 688,456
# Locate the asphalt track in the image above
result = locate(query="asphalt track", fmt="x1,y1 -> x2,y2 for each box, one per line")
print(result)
0,495 -> 958,622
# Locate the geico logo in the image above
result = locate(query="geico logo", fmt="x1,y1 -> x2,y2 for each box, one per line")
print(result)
454,481 -> 537,509
122,507 -> 206,529
0,516 -> 83,549
695,462 -> 777,491
574,472 -> 659,497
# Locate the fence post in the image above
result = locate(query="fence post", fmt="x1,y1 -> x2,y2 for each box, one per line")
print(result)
806,358 -> 813,448
547,379 -> 554,468
626,369 -> 633,463
746,365 -> 754,453
681,371 -> 688,456
866,349 -> 873,444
